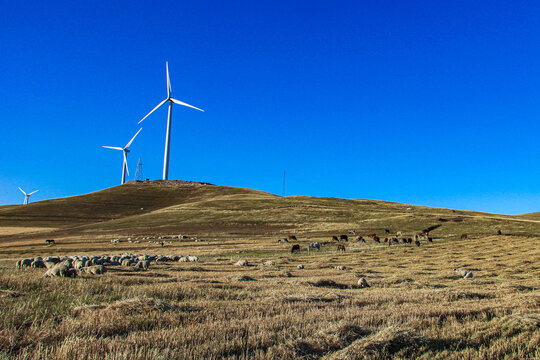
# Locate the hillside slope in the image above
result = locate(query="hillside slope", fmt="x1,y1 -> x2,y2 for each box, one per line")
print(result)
0,181 -> 538,240
0,181 -> 275,227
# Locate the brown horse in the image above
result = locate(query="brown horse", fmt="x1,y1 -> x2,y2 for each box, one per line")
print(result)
337,244 -> 346,252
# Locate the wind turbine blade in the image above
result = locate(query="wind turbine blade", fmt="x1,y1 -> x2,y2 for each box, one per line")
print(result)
166,61 -> 171,97
28,190 -> 39,195
138,98 -> 168,124
18,187 -> 26,195
123,151 -> 129,176
125,128 -> 142,149
170,98 -> 204,112
102,146 -> 124,150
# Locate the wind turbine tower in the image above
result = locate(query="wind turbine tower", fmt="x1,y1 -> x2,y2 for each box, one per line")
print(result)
102,128 -> 142,184
18,187 -> 38,205
138,62 -> 204,180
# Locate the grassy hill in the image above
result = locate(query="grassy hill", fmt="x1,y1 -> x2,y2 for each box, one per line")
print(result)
0,180 -> 538,241
0,180 -> 273,227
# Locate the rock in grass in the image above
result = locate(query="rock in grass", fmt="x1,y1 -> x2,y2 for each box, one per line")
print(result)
357,277 -> 370,288
237,275 -> 256,281
454,268 -> 473,278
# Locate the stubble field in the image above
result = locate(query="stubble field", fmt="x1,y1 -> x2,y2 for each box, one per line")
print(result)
0,182 -> 538,359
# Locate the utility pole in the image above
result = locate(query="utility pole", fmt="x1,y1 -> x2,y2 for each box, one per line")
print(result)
282,170 -> 286,197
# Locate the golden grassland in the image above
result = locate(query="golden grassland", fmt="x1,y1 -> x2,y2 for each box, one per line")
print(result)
0,181 -> 538,359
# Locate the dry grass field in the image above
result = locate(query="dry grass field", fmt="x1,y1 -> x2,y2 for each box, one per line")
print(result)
0,181 -> 538,359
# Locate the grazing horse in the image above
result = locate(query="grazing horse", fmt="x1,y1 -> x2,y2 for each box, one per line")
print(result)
340,235 -> 349,242
332,236 -> 339,242
288,235 -> 297,241
427,237 -> 433,243
308,242 -> 321,251
460,234 -> 468,240
348,229 -> 356,235
396,231 -> 403,237
384,229 -> 390,234
368,233 -> 377,238
384,237 -> 388,243
45,239 -> 55,245
291,244 -> 300,253
415,240 -> 421,247
373,236 -> 380,243
407,238 -> 412,244
337,244 -> 346,252
355,236 -> 365,243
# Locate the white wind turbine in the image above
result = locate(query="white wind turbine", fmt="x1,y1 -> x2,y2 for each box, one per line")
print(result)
18,188 -> 38,205
102,128 -> 143,184
138,62 -> 204,180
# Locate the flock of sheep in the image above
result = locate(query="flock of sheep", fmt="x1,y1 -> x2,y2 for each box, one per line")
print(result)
16,229 -> 477,283
16,253 -> 199,278
278,230 -> 436,253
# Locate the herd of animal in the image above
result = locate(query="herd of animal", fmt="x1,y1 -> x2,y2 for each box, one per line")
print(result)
16,228 -> 495,280
15,253 -> 199,278
280,230 -> 439,254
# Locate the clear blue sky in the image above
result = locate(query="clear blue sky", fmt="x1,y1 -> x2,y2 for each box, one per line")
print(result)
1,1 -> 539,215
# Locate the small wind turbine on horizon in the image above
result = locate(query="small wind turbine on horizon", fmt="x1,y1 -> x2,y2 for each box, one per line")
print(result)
102,128 -> 143,184
18,188 -> 38,205
138,61 -> 204,180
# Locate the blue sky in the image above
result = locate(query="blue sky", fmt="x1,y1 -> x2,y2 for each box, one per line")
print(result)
1,1 -> 539,214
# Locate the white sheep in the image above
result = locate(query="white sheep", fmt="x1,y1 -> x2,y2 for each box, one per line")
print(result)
81,265 -> 106,275
43,263 -> 77,278
16,258 -> 33,269
135,260 -> 149,270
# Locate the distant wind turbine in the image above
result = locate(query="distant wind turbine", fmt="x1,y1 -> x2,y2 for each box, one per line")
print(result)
102,128 -> 143,184
18,187 -> 38,205
138,61 -> 204,180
